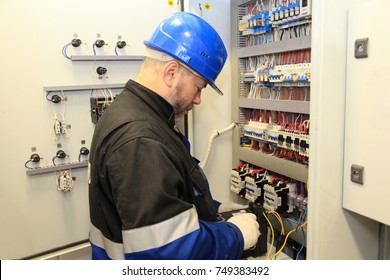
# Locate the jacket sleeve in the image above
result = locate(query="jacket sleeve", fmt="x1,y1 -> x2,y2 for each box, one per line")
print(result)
106,137 -> 244,259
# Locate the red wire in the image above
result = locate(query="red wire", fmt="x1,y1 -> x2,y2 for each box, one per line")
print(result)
251,168 -> 265,176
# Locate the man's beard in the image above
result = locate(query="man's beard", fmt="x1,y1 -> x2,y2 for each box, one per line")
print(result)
168,81 -> 192,117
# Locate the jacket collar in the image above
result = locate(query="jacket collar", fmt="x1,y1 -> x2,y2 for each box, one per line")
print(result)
125,79 -> 175,128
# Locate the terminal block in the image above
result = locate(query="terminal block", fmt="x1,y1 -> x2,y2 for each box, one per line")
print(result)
90,96 -> 115,124
230,164 -> 250,196
244,170 -> 268,203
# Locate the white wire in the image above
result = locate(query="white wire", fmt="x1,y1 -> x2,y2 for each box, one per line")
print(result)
99,89 -> 108,106
303,119 -> 310,131
199,122 -> 237,170
295,114 -> 301,128
101,89 -> 107,105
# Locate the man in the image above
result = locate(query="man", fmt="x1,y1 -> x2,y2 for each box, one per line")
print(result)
88,12 -> 260,260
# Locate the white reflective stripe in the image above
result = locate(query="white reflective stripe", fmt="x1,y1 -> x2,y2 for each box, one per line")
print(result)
89,224 -> 125,260
123,206 -> 200,254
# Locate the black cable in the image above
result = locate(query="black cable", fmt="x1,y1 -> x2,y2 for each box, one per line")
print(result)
52,156 -> 58,166
46,91 -> 53,101
24,160 -> 33,169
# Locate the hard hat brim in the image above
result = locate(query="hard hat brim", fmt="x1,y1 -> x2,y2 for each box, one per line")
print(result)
209,82 -> 224,96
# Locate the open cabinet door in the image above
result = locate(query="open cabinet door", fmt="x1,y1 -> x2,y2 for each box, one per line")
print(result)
343,0 -> 390,226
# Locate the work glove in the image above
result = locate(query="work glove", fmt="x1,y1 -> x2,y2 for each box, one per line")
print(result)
227,213 -> 260,250
218,202 -> 248,213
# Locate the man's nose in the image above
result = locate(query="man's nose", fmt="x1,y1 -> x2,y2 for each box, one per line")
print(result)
193,92 -> 201,105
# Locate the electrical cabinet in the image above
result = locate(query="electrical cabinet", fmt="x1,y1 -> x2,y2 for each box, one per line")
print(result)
231,0 -> 311,259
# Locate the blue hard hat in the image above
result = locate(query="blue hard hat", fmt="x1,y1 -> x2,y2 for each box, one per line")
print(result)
144,12 -> 228,95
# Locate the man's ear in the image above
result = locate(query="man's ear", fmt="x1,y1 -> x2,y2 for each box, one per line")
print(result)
163,60 -> 180,87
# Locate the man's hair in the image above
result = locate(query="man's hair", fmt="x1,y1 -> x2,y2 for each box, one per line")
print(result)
140,56 -> 191,77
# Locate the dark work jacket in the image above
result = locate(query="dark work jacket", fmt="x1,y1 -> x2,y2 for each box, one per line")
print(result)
88,79 -> 243,260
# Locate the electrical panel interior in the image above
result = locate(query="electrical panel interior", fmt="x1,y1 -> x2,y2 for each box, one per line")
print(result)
232,0 -> 311,260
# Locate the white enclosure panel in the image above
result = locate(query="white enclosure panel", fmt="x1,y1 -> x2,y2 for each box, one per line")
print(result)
343,0 -> 390,225
0,0 -> 177,259
187,0 -> 233,203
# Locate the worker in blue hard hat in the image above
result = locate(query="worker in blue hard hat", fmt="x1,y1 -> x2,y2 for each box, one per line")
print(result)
88,11 -> 260,260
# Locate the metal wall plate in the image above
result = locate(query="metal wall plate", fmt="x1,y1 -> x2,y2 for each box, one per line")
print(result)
355,38 -> 368,58
351,164 -> 364,184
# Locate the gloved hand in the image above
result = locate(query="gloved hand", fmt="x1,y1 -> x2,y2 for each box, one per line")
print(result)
227,213 -> 260,250
218,202 -> 249,213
